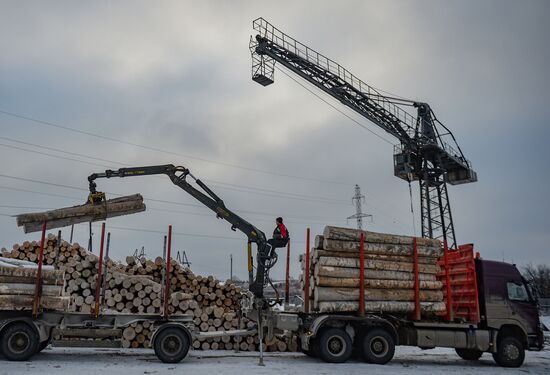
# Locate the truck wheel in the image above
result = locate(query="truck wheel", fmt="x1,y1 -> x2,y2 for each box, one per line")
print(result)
455,348 -> 483,360
492,336 -> 524,368
36,339 -> 51,353
361,328 -> 395,364
153,327 -> 190,363
317,328 -> 352,363
0,323 -> 39,361
302,339 -> 318,358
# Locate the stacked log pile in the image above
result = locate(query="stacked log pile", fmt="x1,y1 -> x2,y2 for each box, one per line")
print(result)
0,257 -> 68,311
301,226 -> 446,315
1,234 -> 297,352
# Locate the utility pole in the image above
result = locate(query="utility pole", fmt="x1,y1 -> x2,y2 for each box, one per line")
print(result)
347,184 -> 372,230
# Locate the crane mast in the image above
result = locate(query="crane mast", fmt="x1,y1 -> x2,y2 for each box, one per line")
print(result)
249,17 -> 476,248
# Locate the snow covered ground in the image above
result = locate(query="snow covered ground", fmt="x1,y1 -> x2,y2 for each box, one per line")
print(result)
2,346 -> 549,375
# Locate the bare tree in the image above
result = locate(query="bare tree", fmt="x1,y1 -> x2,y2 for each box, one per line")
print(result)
523,263 -> 550,298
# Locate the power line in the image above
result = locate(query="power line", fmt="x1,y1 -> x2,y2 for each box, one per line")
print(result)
0,213 -> 307,245
0,140 -> 347,205
0,110 -> 413,222
0,128 -> 412,225
0,179 -> 339,223
275,66 -> 395,146
0,201 -> 333,226
0,105 -> 412,227
0,109 -> 347,185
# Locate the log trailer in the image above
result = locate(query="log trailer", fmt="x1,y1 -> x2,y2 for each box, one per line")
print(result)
0,164 -> 284,363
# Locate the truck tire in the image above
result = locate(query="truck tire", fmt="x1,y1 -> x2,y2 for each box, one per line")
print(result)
36,339 -> 51,353
361,328 -> 395,364
0,322 -> 39,361
153,327 -> 190,363
492,336 -> 524,368
302,339 -> 318,358
317,328 -> 352,363
455,348 -> 483,360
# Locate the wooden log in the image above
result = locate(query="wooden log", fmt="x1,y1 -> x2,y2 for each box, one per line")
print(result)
123,327 -> 136,340
323,226 -> 441,247
313,287 -> 443,303
322,239 -> 441,257
0,275 -> 63,285
317,257 -> 440,274
17,194 -> 146,233
311,249 -> 435,265
0,283 -> 63,296
316,300 -> 447,314
314,276 -> 442,290
0,295 -> 69,310
0,266 -> 63,279
276,340 -> 287,352
315,265 -> 437,281
314,235 -> 325,249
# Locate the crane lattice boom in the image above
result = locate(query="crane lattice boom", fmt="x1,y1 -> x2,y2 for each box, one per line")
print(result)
250,17 -> 477,248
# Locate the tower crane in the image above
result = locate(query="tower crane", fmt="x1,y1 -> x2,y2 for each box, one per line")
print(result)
249,18 -> 477,248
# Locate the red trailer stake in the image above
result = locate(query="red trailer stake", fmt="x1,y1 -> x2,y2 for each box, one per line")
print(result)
358,232 -> 365,317
164,225 -> 173,318
443,240 -> 453,321
94,223 -> 106,318
413,237 -> 420,320
304,228 -> 310,314
285,240 -> 291,306
32,221 -> 47,316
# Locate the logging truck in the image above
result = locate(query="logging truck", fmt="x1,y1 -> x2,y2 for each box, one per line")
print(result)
0,248 -> 543,367
0,165 -> 544,367
268,255 -> 545,368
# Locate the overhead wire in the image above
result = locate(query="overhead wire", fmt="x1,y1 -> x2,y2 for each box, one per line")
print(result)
0,139 -> 347,205
0,109 -> 347,186
0,178 -> 339,223
274,66 -> 395,146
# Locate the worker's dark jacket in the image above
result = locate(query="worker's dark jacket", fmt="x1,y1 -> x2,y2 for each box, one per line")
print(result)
269,223 -> 289,249
273,223 -> 289,239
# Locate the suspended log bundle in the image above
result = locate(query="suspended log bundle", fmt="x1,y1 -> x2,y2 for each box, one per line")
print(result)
1,234 -> 297,352
302,226 -> 446,316
15,194 -> 146,233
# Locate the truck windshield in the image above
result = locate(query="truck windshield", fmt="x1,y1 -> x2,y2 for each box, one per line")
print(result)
507,281 -> 530,302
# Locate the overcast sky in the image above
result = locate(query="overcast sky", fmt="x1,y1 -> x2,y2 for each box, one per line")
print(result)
0,0 -> 548,282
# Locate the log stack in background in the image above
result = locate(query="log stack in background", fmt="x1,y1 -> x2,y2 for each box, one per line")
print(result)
0,234 -> 297,352
301,226 -> 447,315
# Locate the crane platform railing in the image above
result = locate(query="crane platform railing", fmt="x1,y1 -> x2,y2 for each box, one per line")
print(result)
252,17 -> 472,170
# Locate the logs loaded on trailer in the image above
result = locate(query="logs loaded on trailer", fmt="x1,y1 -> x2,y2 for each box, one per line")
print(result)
0,234 -> 297,352
0,258 -> 68,311
302,226 -> 447,315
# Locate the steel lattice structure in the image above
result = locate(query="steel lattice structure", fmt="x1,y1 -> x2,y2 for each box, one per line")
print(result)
250,18 -> 476,248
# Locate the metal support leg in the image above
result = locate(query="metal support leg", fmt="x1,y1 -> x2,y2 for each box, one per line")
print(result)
257,313 -> 265,366
234,309 -> 241,353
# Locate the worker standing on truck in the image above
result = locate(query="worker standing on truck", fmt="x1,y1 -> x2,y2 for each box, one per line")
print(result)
268,217 -> 289,250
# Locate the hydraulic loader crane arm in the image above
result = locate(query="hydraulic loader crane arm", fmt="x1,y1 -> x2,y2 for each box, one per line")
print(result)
87,164 -> 277,299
